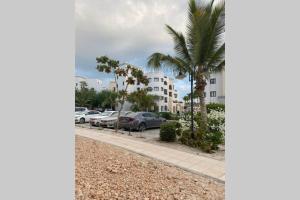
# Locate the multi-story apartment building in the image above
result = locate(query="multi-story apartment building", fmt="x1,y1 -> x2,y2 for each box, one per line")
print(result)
115,65 -> 182,113
183,69 -> 225,111
75,76 -> 105,92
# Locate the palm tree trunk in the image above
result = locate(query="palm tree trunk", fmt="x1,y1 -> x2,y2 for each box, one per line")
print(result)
199,90 -> 208,125
195,74 -> 208,131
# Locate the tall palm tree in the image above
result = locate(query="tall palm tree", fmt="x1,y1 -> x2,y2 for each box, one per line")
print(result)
148,0 -> 225,132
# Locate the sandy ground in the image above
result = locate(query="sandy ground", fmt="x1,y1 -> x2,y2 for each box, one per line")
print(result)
76,135 -> 224,200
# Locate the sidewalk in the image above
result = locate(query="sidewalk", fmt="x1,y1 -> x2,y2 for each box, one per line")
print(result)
75,127 -> 225,182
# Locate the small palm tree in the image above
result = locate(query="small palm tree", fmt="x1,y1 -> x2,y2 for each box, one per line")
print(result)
148,0 -> 225,131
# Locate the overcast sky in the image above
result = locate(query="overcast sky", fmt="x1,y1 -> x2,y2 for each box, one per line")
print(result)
75,0 -> 196,100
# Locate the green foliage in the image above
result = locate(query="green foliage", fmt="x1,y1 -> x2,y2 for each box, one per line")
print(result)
75,81 -> 97,108
75,81 -> 118,110
160,121 -> 182,142
127,89 -> 158,112
206,103 -> 225,113
158,112 -> 172,120
97,90 -> 119,109
178,110 -> 224,153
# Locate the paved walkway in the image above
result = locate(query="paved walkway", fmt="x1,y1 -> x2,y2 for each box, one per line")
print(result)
75,127 -> 225,182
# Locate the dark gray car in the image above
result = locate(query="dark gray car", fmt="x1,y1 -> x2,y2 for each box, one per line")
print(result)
119,112 -> 166,131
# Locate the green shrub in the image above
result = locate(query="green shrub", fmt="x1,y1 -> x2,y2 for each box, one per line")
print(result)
206,103 -> 225,113
160,121 -> 181,142
158,112 -> 172,120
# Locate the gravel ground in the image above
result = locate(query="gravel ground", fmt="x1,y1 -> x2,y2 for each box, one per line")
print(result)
76,135 -> 224,200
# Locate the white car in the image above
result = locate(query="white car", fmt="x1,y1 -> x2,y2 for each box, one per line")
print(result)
89,111 -> 118,127
75,110 -> 101,124
75,107 -> 88,115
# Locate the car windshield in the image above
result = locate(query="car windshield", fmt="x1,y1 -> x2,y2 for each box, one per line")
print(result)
126,113 -> 138,118
125,112 -> 132,116
111,112 -> 119,117
75,108 -> 85,112
101,112 -> 112,116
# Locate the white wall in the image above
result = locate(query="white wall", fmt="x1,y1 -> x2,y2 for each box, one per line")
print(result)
204,71 -> 225,104
75,76 -> 104,92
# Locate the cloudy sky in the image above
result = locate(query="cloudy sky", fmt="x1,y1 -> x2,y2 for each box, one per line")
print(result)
75,0 -> 194,100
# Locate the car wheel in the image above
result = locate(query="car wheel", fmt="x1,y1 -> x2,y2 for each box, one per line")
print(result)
138,123 -> 146,132
80,118 -> 85,124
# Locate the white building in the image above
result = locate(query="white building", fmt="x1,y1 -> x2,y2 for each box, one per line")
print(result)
204,68 -> 225,104
115,65 -> 183,113
184,69 -> 225,112
75,76 -> 105,92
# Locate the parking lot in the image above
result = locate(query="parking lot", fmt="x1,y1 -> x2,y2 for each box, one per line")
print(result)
76,122 -> 160,141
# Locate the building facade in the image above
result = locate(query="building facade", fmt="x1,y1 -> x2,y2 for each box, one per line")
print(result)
115,66 -> 183,113
75,76 -> 105,92
204,69 -> 225,104
184,69 -> 225,112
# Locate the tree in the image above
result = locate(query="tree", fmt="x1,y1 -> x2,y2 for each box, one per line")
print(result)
147,0 -> 225,132
127,89 -> 158,112
96,56 -> 149,131
98,90 -> 118,110
75,81 -> 92,107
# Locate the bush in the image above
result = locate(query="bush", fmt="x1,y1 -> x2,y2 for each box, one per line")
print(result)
206,103 -> 225,113
160,121 -> 181,142
158,112 -> 172,120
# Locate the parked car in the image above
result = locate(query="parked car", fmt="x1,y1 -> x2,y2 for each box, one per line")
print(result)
75,110 -> 101,124
75,107 -> 88,115
119,112 -> 166,131
99,111 -> 132,128
89,111 -> 118,127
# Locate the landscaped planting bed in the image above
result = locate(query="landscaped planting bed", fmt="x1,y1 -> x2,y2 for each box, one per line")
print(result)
76,135 -> 224,200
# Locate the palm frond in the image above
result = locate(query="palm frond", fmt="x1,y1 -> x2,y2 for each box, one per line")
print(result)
165,25 -> 191,64
147,52 -> 190,72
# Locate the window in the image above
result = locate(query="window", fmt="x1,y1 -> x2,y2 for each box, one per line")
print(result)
142,113 -> 152,117
161,87 -> 163,91
161,78 -> 164,82
164,81 -> 167,85
164,97 -> 168,103
147,87 -> 153,92
204,92 -> 206,97
161,106 -> 164,111
210,78 -> 216,84
154,77 -> 159,82
174,94 -> 177,98
164,105 -> 168,111
76,83 -> 78,86
169,85 -> 172,90
164,89 -> 167,95
210,91 -> 216,97
169,92 -> 172,97
137,87 -> 140,91
148,78 -> 152,82
123,81 -> 124,86
154,87 -> 159,91
137,81 -> 140,85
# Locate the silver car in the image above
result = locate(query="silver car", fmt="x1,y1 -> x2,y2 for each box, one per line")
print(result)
100,111 -> 132,128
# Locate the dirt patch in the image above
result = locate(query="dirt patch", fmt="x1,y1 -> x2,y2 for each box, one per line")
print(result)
76,135 -> 224,200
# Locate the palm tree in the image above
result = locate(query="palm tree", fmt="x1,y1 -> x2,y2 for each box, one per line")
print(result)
147,0 -> 225,132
